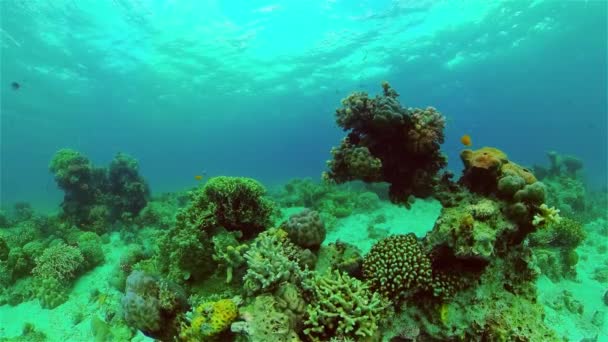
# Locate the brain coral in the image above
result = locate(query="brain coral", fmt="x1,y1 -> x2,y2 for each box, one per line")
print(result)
363,234 -> 432,300
281,209 -> 326,249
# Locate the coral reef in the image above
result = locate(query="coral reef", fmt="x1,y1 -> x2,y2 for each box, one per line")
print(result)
212,231 -> 249,283
107,152 -> 150,219
49,149 -> 149,231
280,209 -> 326,250
203,176 -> 275,237
324,82 -> 447,204
180,297 -> 240,341
363,234 -> 432,300
302,270 -> 388,341
32,242 -> 84,308
231,295 -> 301,341
121,270 -> 187,340
242,228 -> 304,294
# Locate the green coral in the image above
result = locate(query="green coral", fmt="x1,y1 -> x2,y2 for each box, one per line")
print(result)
77,232 -> 105,270
532,204 -> 562,227
212,231 -> 248,283
303,271 -> 388,341
203,176 -> 275,236
363,234 -> 432,300
231,295 -> 300,342
242,228 -> 304,294
32,242 -> 84,308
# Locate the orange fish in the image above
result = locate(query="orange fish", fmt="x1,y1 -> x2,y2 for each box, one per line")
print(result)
194,175 -> 203,181
460,134 -> 472,146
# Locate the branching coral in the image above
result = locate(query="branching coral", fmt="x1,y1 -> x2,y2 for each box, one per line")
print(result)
532,204 -> 562,227
212,231 -> 249,283
242,228 -> 304,294
31,242 -> 84,308
303,271 -> 388,341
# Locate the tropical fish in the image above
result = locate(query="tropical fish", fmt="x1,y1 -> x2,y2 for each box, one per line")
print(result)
194,175 -> 204,181
11,81 -> 20,90
460,134 -> 472,146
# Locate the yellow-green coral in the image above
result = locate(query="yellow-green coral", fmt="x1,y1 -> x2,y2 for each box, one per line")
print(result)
180,298 -> 239,341
532,204 -> 562,227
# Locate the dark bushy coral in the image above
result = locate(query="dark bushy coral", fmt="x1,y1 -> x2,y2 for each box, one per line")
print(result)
324,82 -> 447,203
107,153 -> 150,219
49,149 -> 108,226
49,149 -> 150,230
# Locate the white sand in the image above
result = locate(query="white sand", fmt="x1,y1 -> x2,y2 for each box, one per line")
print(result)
538,218 -> 608,341
0,233 -> 151,341
324,198 -> 442,254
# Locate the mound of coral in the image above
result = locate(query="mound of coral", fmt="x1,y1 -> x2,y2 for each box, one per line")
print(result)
323,82 -> 447,204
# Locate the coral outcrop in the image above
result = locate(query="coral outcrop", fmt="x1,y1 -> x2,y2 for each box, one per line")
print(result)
303,270 -> 388,341
281,209 -> 326,250
324,82 -> 447,204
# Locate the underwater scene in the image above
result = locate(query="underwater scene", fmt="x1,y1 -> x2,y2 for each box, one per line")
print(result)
1,1 -> 607,341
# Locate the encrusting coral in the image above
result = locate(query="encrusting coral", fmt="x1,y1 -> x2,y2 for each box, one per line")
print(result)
179,297 -> 240,341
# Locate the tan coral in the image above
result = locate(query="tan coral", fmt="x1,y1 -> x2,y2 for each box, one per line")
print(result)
501,162 -> 537,184
460,147 -> 508,171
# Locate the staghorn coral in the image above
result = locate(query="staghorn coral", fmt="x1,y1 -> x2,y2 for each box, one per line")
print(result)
325,82 -> 447,204
281,209 -> 326,250
302,270 -> 388,341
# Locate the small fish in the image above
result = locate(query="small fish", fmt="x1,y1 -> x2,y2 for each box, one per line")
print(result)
11,81 -> 20,90
194,175 -> 204,181
460,134 -> 472,146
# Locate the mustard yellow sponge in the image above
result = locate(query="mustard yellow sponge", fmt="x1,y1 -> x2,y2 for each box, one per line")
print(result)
180,298 -> 238,341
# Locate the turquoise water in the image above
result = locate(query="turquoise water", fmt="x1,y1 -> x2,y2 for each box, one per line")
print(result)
1,1 -> 607,341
